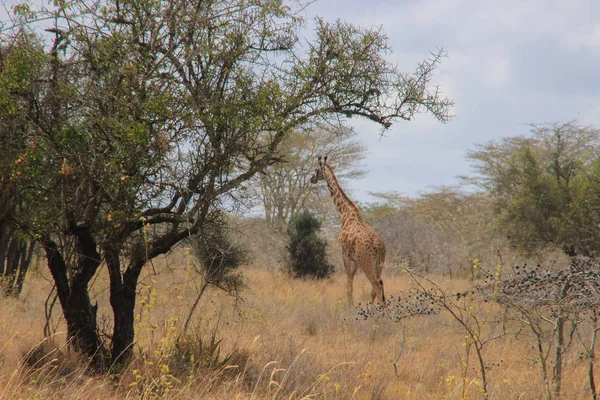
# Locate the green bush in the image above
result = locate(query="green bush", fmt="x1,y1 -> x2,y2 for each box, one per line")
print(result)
285,210 -> 334,279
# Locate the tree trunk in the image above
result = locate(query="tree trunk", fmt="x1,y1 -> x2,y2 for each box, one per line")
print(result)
110,292 -> 136,367
3,238 -> 35,297
2,235 -> 20,295
64,279 -> 103,367
13,240 -> 35,296
107,229 -> 196,367
107,246 -> 139,368
553,315 -> 566,399
41,237 -> 70,311
0,220 -> 14,275
0,218 -> 35,297
40,233 -> 106,370
589,313 -> 599,400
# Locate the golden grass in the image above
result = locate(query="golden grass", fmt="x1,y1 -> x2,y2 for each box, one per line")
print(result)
0,254 -> 596,399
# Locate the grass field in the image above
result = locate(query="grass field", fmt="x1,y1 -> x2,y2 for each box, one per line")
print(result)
0,251 -> 595,399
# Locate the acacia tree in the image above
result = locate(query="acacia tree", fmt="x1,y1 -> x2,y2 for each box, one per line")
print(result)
8,0 -> 453,369
250,129 -> 366,227
466,121 -> 600,258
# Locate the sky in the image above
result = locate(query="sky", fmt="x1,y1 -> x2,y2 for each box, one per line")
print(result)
2,0 -> 600,202
302,0 -> 600,201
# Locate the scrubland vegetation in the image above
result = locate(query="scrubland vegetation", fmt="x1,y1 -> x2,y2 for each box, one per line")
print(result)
0,262 -> 578,399
3,0 -> 600,398
1,212 -> 599,400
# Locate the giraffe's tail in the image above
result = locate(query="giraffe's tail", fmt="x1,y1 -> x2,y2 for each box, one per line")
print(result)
379,279 -> 385,303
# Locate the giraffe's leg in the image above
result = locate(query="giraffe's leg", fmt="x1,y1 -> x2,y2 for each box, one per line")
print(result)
362,257 -> 385,304
370,279 -> 385,303
342,252 -> 357,305
376,253 -> 386,303
346,272 -> 355,305
376,253 -> 385,281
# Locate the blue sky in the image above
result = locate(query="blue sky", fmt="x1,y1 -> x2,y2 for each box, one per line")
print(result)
304,0 -> 600,201
2,0 -> 600,202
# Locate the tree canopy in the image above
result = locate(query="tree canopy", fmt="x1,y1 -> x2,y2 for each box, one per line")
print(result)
466,121 -> 600,257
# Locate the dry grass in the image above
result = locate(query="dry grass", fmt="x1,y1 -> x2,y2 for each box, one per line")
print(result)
0,252 -> 596,399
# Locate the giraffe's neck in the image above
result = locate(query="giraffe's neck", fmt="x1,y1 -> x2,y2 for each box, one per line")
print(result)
323,166 -> 361,225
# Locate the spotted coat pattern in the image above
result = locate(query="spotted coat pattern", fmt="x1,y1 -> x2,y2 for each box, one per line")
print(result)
311,157 -> 386,304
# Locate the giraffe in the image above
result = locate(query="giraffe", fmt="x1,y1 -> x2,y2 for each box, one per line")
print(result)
311,156 -> 386,304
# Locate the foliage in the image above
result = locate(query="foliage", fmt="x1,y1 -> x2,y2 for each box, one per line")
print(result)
0,34 -> 42,297
466,121 -> 600,257
285,210 -> 334,279
189,219 -> 247,293
479,258 -> 600,312
357,289 -> 439,323
172,330 -> 247,379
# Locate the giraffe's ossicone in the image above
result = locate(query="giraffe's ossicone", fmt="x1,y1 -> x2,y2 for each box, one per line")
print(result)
311,156 -> 386,304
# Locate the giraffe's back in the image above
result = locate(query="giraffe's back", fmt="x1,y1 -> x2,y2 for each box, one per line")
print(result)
339,220 -> 386,264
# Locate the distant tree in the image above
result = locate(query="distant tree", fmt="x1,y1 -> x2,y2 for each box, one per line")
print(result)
367,188 -> 497,277
7,0 -> 453,369
466,121 -> 600,258
250,129 -> 366,227
0,36 -> 42,296
285,210 -> 334,279
361,202 -> 442,272
0,224 -> 35,297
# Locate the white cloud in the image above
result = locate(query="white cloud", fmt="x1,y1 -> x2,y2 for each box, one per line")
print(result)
561,23 -> 600,54
483,54 -> 511,88
303,0 -> 600,201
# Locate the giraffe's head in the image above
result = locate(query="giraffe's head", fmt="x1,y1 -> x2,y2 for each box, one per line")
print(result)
310,156 -> 327,184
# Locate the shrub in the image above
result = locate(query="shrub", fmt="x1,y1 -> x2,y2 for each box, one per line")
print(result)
285,210 -> 334,279
189,219 -> 248,293
181,218 -> 248,335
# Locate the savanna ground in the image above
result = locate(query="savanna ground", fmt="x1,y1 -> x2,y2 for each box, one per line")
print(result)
0,237 -> 595,400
